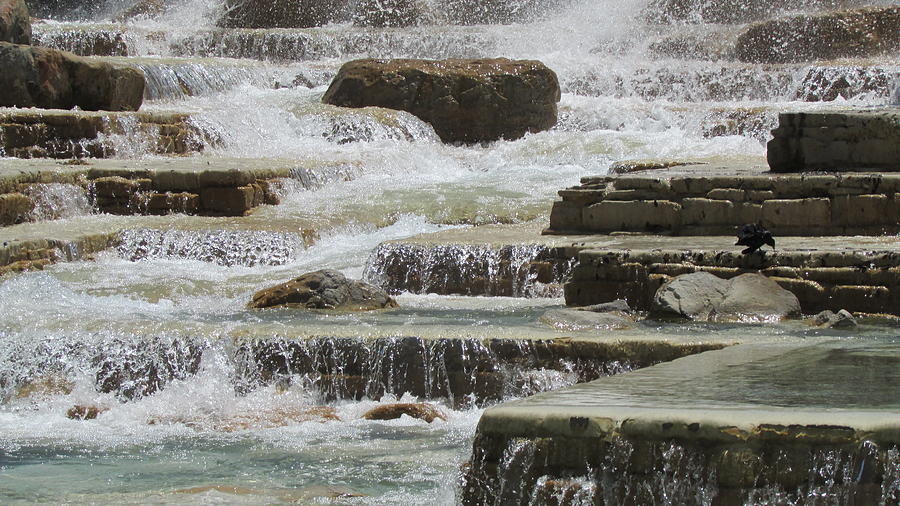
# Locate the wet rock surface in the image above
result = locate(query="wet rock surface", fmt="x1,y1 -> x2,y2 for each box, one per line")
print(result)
219,0 -> 349,28
322,58 -> 560,143
811,309 -> 858,329
0,42 -> 144,111
735,6 -> 900,63
651,271 -> 801,321
249,269 -> 399,311
362,402 -> 446,423
352,0 -> 432,27
0,0 -> 30,44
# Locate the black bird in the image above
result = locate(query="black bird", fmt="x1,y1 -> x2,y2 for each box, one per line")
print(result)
736,223 -> 775,254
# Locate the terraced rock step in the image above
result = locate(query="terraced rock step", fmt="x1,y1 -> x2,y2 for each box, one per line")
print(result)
566,236 -> 900,314
0,157 -> 357,225
368,223 -> 900,315
548,169 -> 900,236
0,109 -> 205,159
363,222 -> 596,297
238,336 -> 724,409
462,341 -> 900,505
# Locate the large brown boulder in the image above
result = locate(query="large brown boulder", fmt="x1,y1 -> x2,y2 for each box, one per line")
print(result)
218,0 -> 351,28
0,0 -> 30,44
651,272 -> 801,321
322,58 -> 560,144
735,6 -> 900,63
0,42 -> 145,111
249,269 -> 399,311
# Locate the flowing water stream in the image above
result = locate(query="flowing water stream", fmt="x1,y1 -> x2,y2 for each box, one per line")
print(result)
2,0 -> 900,503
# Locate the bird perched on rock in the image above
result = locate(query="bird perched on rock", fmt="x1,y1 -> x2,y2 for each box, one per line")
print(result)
736,223 -> 775,254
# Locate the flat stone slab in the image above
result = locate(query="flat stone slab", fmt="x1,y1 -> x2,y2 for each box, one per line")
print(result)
463,340 -> 900,504
768,109 -> 900,172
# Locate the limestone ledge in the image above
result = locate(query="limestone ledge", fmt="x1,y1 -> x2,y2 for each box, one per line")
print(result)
0,158 -> 355,225
0,108 -> 207,159
768,110 -> 900,172
567,245 -> 900,314
548,172 -> 900,236
0,233 -> 116,276
238,336 -> 724,409
369,223 -> 900,315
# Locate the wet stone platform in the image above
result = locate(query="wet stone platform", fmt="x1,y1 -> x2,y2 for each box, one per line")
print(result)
462,340 -> 900,505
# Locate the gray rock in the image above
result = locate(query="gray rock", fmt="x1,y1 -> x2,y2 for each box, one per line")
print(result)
540,308 -> 634,331
249,269 -> 399,311
322,58 -> 560,144
652,271 -> 729,320
0,0 -> 30,44
652,272 -> 800,321
811,309 -> 858,329
0,42 -> 145,111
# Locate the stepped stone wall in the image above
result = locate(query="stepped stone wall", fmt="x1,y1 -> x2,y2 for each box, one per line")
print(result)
0,110 -> 205,159
565,248 -> 900,314
768,110 -> 900,172
547,173 -> 900,236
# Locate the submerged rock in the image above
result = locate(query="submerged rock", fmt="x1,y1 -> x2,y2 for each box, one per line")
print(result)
811,309 -> 858,329
540,308 -> 634,331
735,6 -> 900,63
67,405 -> 107,420
322,58 -> 560,144
0,42 -> 145,111
651,272 -> 800,321
0,0 -> 30,44
149,406 -> 341,431
363,403 -> 446,423
249,269 -> 399,311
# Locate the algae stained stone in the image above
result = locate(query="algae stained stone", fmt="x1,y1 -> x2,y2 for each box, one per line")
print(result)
322,58 -> 560,143
249,269 -> 399,311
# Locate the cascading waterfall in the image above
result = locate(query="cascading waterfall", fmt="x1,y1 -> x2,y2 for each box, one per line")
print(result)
2,0 -> 899,503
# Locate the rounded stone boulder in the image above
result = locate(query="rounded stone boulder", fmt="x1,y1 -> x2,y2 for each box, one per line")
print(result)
248,269 -> 399,311
0,42 -> 145,111
322,58 -> 560,144
651,271 -> 800,321
0,0 -> 30,44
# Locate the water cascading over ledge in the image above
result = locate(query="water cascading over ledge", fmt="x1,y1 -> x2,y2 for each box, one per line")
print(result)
1,334 -> 724,409
363,242 -> 577,297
